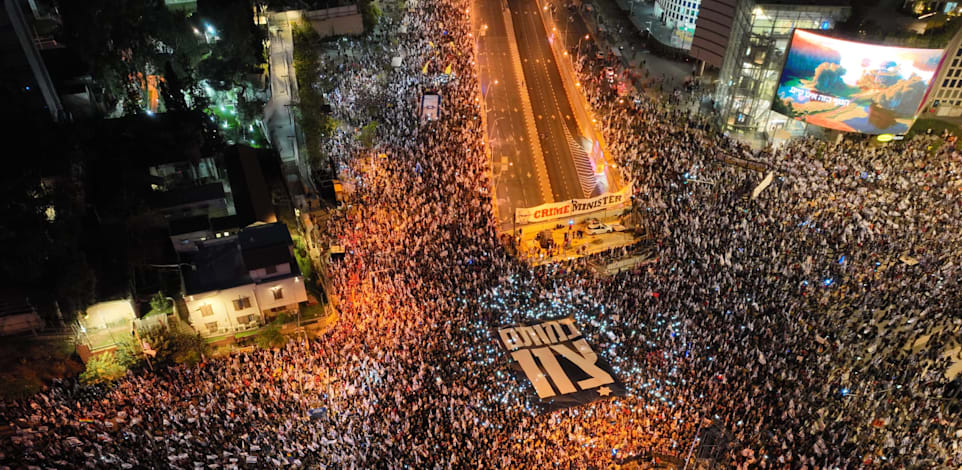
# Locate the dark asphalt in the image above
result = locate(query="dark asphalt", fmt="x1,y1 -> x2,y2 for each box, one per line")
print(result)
476,0 -> 547,229
508,0 -> 587,201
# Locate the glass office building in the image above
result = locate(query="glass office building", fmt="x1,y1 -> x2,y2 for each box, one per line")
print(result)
694,0 -> 850,138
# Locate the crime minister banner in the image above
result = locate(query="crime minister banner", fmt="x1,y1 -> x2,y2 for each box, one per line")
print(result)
515,184 -> 632,225
497,317 -> 625,412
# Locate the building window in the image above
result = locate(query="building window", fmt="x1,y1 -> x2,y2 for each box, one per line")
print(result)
205,321 -> 218,334
237,314 -> 255,324
952,79 -> 958,88
233,297 -> 252,311
265,265 -> 278,275
200,304 -> 214,317
272,287 -> 284,300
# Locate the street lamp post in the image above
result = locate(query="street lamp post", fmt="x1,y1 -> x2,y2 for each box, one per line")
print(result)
483,79 -> 499,101
576,33 -> 590,65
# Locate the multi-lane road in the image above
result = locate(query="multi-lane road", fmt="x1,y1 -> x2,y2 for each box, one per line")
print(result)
508,0 -> 590,203
475,0 -> 548,231
475,0 -> 600,231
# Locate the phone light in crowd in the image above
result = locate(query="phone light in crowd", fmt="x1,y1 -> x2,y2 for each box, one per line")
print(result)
840,387 -> 850,397
823,278 -> 833,286
838,255 -> 846,264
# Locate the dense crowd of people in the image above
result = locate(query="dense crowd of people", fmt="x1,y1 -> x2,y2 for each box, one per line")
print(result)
2,0 -> 962,466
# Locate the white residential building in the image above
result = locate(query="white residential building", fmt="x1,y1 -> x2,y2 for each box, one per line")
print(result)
181,222 -> 307,337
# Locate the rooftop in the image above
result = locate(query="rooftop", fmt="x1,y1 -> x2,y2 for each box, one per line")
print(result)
181,241 -> 250,295
181,222 -> 298,294
238,222 -> 294,251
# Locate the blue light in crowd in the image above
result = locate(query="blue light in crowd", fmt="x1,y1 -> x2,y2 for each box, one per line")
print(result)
801,280 -> 809,286
840,387 -> 850,396
838,255 -> 846,264
24,86 -> 31,91
820,21 -> 831,30
823,278 -> 833,286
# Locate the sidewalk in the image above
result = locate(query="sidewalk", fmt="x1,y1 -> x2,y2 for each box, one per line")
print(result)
577,0 -> 695,88
265,12 -> 308,196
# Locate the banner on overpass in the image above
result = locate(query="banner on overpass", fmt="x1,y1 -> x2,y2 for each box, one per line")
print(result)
496,317 -> 625,412
515,184 -> 632,225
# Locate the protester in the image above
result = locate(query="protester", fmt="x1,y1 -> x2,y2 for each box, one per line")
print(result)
2,0 -> 961,467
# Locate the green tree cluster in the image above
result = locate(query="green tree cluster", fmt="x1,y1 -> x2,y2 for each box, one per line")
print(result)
148,292 -> 174,316
79,352 -> 128,385
358,121 -> 379,148
292,21 -> 338,173
0,131 -> 96,319
115,324 -> 209,371
60,0 -> 266,116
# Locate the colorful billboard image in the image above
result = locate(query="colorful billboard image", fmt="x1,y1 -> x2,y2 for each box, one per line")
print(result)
773,30 -> 943,134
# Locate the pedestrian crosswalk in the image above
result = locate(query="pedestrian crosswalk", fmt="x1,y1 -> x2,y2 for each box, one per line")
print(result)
563,123 -> 599,198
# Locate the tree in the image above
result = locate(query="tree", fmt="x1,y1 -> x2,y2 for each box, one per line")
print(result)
79,352 -> 127,384
116,324 -> 207,368
149,292 -> 173,316
197,0 -> 266,89
359,0 -> 382,32
52,253 -> 97,319
358,121 -> 379,148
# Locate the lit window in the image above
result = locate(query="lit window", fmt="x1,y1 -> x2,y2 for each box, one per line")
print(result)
200,304 -> 214,317
232,297 -> 251,311
272,287 -> 284,300
205,322 -> 218,333
265,265 -> 278,275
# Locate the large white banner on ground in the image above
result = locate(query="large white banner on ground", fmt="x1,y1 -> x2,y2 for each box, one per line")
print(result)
515,184 -> 632,225
496,317 -> 625,412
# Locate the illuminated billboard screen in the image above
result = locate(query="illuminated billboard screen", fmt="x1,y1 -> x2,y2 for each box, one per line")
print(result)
773,30 -> 944,134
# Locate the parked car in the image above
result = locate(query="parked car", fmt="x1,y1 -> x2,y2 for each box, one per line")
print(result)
586,222 -> 615,235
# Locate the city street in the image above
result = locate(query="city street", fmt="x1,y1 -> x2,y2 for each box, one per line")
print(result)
476,0 -> 613,233
265,12 -> 306,195
474,0 -> 552,232
509,0 -> 595,202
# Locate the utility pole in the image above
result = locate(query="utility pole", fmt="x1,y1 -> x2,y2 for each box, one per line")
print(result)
132,326 -> 154,372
